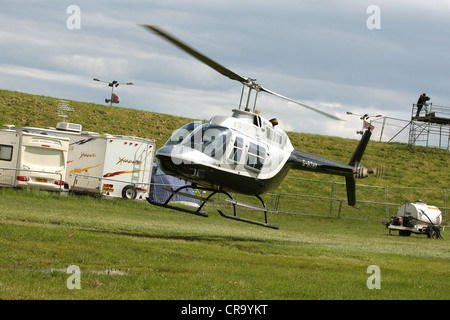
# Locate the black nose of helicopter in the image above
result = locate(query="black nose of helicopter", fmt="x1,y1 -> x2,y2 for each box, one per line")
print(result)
154,146 -> 178,176
155,146 -> 208,181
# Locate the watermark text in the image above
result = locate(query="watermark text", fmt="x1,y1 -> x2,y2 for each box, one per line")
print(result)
67,265 -> 81,289
366,5 -> 381,30
366,265 -> 381,289
66,5 -> 81,30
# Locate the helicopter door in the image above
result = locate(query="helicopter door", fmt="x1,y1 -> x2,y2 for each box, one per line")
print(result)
228,136 -> 244,164
245,142 -> 266,172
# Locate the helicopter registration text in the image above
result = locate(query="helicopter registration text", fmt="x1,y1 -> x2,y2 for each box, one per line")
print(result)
302,160 -> 318,169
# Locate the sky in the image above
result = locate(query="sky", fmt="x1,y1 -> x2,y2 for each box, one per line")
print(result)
1,0 -> 449,141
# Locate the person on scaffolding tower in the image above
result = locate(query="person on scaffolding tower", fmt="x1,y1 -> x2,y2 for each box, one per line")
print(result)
415,93 -> 430,117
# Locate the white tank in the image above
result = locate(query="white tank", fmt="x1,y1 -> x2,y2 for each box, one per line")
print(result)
397,201 -> 442,226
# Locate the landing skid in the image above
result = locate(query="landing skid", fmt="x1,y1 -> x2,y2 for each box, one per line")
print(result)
147,185 -> 279,229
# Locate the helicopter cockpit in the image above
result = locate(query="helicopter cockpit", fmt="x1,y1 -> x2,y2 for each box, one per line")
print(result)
165,122 -> 202,147
165,122 -> 232,160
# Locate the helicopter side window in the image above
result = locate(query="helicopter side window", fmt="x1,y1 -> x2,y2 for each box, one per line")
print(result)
253,116 -> 262,127
245,142 -> 266,172
228,137 -> 244,164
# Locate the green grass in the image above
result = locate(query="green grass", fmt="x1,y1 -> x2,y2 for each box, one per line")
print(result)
0,188 -> 448,300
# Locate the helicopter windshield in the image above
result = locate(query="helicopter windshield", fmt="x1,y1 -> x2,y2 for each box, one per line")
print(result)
182,123 -> 231,160
164,122 -> 203,147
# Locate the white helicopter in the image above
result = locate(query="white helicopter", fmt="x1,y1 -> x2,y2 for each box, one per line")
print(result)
142,25 -> 375,229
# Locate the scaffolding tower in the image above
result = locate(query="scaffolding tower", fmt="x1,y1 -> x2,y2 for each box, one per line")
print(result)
408,103 -> 450,150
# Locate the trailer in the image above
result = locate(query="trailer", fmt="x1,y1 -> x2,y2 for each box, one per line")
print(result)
68,133 -> 155,200
383,200 -> 444,239
0,127 -> 69,192
21,122 -> 155,200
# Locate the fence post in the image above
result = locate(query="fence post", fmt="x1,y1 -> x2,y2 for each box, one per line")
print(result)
444,189 -> 449,225
330,181 -> 335,216
384,186 -> 389,219
337,199 -> 343,218
274,194 -> 280,212
71,175 -> 79,196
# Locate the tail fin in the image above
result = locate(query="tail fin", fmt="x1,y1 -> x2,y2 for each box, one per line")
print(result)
348,128 -> 372,167
346,128 -> 373,206
346,177 -> 356,206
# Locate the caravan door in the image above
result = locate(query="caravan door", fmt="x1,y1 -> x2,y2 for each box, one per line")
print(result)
101,137 -> 155,200
68,136 -> 106,194
0,130 -> 20,187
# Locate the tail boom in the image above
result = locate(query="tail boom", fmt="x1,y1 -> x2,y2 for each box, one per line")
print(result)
288,127 -> 373,207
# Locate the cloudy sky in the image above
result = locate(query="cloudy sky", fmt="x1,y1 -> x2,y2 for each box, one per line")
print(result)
1,0 -> 449,140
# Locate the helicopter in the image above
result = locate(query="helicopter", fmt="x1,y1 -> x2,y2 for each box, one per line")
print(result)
142,25 -> 376,229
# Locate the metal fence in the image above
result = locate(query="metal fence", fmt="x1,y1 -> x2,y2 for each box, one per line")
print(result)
269,177 -> 448,224
69,175 -> 448,224
2,167 -> 448,225
71,173 -> 151,199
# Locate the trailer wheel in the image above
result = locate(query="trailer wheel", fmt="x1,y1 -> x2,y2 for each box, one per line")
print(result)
427,228 -> 439,239
122,185 -> 137,200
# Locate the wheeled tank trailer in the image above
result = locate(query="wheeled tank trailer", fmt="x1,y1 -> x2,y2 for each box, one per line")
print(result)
383,200 -> 444,239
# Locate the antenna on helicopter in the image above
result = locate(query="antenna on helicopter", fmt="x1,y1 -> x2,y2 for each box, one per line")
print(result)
142,25 -> 343,120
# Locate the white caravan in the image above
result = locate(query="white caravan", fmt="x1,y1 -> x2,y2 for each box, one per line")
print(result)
0,127 -> 69,191
22,122 -> 156,200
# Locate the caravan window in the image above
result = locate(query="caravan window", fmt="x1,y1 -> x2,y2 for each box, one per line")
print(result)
23,146 -> 64,168
0,145 -> 13,161
245,142 -> 266,172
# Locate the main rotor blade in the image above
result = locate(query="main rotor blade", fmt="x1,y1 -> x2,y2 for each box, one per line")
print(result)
260,87 -> 344,121
142,24 -> 343,121
141,25 -> 247,83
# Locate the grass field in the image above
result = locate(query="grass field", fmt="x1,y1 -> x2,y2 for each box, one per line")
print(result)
0,188 -> 448,300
